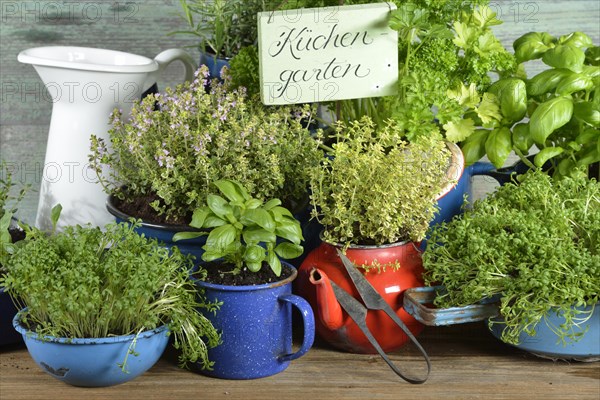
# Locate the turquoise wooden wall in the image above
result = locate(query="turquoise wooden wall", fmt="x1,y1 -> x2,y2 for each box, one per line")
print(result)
1,0 -> 599,223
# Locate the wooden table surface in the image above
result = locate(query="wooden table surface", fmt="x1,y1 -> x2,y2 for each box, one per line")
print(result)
1,323 -> 598,400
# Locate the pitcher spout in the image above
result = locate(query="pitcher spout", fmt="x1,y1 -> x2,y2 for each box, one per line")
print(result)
309,268 -> 345,331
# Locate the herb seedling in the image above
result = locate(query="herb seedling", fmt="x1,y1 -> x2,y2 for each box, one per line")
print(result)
174,180 -> 304,277
1,206 -> 221,371
424,171 -> 600,345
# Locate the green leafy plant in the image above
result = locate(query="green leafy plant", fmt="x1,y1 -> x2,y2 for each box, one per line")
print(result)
173,0 -> 266,58
461,31 -> 599,176
330,1 -> 515,143
423,171 -> 600,345
90,65 -> 322,225
229,45 -> 261,97
0,161 -> 28,264
310,117 -> 451,246
174,180 -> 303,277
0,207 -> 221,370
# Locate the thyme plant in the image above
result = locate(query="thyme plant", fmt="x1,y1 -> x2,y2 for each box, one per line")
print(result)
423,171 -> 600,345
1,211 -> 221,370
90,65 -> 322,224
310,117 -> 451,246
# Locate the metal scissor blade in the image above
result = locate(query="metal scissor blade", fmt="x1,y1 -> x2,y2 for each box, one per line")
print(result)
330,280 -> 368,321
330,279 -> 429,384
336,249 -> 388,310
335,249 -> 431,383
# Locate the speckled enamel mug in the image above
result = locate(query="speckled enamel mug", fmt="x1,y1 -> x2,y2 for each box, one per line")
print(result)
194,263 -> 315,380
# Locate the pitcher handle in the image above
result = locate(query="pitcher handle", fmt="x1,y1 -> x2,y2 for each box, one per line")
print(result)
154,49 -> 197,82
278,294 -> 315,362
143,49 -> 197,93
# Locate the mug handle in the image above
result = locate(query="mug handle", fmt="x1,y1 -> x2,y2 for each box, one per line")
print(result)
278,294 -> 315,362
143,49 -> 197,93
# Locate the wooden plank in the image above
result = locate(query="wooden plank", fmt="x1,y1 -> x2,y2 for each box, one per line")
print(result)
1,324 -> 598,400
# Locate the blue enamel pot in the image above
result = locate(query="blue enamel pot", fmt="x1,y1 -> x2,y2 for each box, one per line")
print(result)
13,310 -> 169,387
194,262 -> 315,379
106,196 -> 207,264
199,51 -> 230,80
432,161 -> 498,226
488,304 -> 600,361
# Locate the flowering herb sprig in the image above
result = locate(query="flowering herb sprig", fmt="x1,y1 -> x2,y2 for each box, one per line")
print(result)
90,65 -> 322,224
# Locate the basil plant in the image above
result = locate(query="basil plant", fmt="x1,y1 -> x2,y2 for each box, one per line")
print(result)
461,31 -> 599,178
174,180 -> 304,277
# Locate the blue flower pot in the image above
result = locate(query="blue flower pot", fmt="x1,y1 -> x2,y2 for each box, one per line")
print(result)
106,196 -> 207,264
432,161 -> 498,227
13,310 -> 169,387
488,304 -> 600,361
195,263 -> 315,379
199,51 -> 230,80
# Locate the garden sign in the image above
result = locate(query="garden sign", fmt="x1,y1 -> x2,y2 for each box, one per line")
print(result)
258,3 -> 398,105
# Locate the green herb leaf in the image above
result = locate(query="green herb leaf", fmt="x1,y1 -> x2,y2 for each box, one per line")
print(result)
488,78 -> 527,123
443,119 -> 476,142
206,194 -> 232,219
534,147 -> 564,167
244,199 -> 262,210
270,206 -> 295,222
173,231 -> 206,242
512,123 -> 533,153
529,96 -> 574,145
573,102 -> 600,127
476,93 -> 503,125
575,143 -> 600,167
485,127 -> 512,168
526,69 -> 571,96
267,251 -> 282,277
513,32 -> 556,63
556,72 -> 594,95
585,46 -> 600,65
274,242 -> 304,260
50,204 -> 62,231
461,129 -> 489,166
243,244 -> 265,264
246,261 -> 262,273
190,207 -> 211,229
275,219 -> 303,245
240,209 -> 275,232
542,44 -> 586,72
205,224 -> 236,249
558,32 -> 593,48
263,199 -> 282,210
214,180 -> 249,204
242,226 -> 276,244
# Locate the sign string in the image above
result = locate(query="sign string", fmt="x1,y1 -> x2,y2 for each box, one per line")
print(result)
336,0 -> 345,123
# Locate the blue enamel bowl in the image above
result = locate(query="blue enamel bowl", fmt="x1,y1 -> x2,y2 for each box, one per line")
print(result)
13,310 -> 169,387
488,304 -> 600,361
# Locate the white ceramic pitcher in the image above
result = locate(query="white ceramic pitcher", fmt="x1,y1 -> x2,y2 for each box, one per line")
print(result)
18,46 -> 196,230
